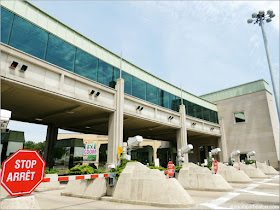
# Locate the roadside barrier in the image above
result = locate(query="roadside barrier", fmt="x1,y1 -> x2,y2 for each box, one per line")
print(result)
42,173 -> 110,182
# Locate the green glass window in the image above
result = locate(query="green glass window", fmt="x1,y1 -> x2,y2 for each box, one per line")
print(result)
210,110 -> 217,123
146,83 -> 159,105
46,34 -> 76,71
186,101 -> 196,117
97,60 -> 113,86
234,112 -> 245,123
109,67 -> 120,88
1,7 -> 14,44
9,16 -> 48,60
75,48 -> 98,82
203,108 -> 210,121
170,94 -> 180,112
123,71 -> 132,94
132,76 -> 146,100
159,90 -> 170,109
195,105 -> 203,119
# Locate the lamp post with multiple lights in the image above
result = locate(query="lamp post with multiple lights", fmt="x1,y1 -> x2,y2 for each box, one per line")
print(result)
247,10 -> 279,121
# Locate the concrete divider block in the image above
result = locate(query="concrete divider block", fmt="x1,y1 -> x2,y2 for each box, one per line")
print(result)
178,163 -> 233,191
112,162 -> 194,207
36,174 -> 61,192
0,195 -> 40,209
215,163 -> 252,183
61,177 -> 106,199
1,186 -> 9,199
255,162 -> 279,175
233,163 -> 267,178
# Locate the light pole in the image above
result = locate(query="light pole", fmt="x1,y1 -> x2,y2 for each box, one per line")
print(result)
247,10 -> 279,121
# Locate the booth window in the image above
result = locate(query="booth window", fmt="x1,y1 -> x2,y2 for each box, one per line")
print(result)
234,112 -> 246,123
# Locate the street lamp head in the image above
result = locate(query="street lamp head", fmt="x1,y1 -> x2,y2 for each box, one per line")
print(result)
270,13 -> 275,18
247,19 -> 253,24
259,10 -> 265,16
266,18 -> 272,23
267,9 -> 273,15
252,13 -> 258,18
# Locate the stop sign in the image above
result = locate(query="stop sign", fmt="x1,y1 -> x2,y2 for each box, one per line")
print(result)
213,160 -> 218,174
167,161 -> 175,178
1,149 -> 46,196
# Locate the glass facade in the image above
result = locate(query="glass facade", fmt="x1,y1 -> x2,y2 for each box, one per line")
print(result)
1,7 -> 219,124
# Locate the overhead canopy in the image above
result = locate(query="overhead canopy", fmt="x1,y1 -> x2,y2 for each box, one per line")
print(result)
55,138 -> 84,148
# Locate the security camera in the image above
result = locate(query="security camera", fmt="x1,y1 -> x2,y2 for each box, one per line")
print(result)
181,144 -> 193,155
231,150 -> 240,157
210,148 -> 221,156
127,135 -> 143,147
247,151 -> 255,156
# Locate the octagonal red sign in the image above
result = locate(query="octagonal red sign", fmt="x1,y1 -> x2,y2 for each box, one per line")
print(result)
1,149 -> 46,196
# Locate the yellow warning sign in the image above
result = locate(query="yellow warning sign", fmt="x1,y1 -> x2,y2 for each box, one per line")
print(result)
117,147 -> 123,159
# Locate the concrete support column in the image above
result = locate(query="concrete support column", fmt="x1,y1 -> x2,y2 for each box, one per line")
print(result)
107,78 -> 124,168
177,104 -> 189,162
219,118 -> 228,162
43,124 -> 58,168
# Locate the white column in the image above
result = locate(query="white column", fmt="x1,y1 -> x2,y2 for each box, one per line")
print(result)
106,78 -> 124,168
219,118 -> 228,162
177,104 -> 188,162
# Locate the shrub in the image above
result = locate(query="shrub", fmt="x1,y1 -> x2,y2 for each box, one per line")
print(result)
148,165 -> 167,171
45,167 -> 59,175
245,160 -> 256,165
110,158 -> 136,180
66,164 -> 105,175
175,165 -> 182,173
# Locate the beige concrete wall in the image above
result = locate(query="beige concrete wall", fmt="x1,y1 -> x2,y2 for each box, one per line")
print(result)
215,90 -> 279,169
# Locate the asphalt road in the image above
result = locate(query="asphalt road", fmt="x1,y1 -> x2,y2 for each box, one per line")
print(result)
30,174 -> 280,209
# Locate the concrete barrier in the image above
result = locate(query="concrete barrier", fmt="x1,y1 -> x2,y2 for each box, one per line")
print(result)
215,162 -> 252,183
255,162 -> 279,175
112,162 -> 194,208
178,162 -> 233,191
35,174 -> 62,192
233,162 -> 267,178
0,194 -> 40,209
61,177 -> 106,199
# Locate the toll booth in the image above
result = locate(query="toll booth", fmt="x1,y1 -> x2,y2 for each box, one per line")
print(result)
1,130 -> 25,162
54,138 -> 84,174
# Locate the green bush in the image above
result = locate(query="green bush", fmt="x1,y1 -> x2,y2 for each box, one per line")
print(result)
66,164 -> 105,175
175,165 -> 182,173
45,167 -> 59,175
244,160 -> 256,165
148,165 -> 167,171
110,158 -> 136,180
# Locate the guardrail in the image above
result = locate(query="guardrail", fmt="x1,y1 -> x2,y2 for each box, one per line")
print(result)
42,173 -> 113,182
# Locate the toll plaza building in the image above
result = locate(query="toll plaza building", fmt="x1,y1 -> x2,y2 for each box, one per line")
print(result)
1,1 -> 279,169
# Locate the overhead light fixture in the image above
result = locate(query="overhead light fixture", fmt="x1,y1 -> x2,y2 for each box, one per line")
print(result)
259,10 -> 264,16
266,18 -> 272,23
85,126 -> 91,129
89,90 -> 95,95
247,19 -> 253,24
139,107 -> 144,111
95,92 -> 100,96
136,106 -> 141,110
20,65 -> 28,72
10,61 -> 18,69
210,127 -> 214,130
35,118 -> 43,121
267,9 -> 273,15
191,122 -> 196,126
168,116 -> 174,120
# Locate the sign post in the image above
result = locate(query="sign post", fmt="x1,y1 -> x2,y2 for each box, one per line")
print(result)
238,161 -> 240,170
167,161 -> 175,178
213,160 -> 218,174
1,149 -> 46,197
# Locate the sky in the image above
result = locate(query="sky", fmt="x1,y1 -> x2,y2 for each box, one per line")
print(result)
6,0 -> 280,143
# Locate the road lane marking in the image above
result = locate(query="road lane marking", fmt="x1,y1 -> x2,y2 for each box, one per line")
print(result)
200,192 -> 239,209
239,189 -> 278,197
